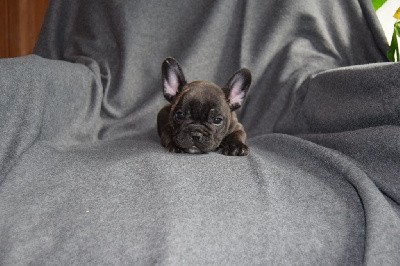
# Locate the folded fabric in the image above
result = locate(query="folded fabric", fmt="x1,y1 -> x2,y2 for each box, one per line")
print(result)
1,0 -> 399,264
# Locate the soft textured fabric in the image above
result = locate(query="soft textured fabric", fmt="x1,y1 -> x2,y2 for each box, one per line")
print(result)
1,0 -> 399,264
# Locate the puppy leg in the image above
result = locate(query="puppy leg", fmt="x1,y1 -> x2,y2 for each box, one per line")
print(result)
160,125 -> 182,153
219,130 -> 249,156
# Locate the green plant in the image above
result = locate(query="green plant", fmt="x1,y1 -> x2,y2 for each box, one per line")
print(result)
373,0 -> 400,62
387,21 -> 400,62
372,0 -> 387,11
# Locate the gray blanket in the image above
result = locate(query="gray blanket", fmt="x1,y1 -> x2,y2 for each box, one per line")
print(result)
1,0 -> 399,264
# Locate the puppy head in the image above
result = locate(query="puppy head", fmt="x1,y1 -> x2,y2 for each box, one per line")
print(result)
162,57 -> 251,153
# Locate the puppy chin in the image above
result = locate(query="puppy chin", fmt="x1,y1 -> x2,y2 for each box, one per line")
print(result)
174,133 -> 219,154
185,146 -> 204,154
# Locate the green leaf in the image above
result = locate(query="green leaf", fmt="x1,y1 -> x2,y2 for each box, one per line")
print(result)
395,21 -> 400,33
372,0 -> 388,10
387,23 -> 399,62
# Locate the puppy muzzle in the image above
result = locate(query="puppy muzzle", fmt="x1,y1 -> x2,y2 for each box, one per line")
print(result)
174,125 -> 218,153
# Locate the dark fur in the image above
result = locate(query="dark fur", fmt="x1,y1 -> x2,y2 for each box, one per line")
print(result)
157,58 -> 251,156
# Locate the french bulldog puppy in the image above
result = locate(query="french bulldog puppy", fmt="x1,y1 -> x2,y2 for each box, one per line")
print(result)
157,57 -> 251,156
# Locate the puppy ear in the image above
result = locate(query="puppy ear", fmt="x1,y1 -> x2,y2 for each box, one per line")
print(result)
223,68 -> 252,110
162,57 -> 187,102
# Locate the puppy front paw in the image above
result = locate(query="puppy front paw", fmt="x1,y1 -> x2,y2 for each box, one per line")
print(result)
165,142 -> 183,153
160,129 -> 182,153
220,141 -> 249,156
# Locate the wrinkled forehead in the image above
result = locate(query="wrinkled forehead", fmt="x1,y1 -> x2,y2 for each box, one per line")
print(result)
182,82 -> 226,108
176,81 -> 229,117
185,80 -> 223,100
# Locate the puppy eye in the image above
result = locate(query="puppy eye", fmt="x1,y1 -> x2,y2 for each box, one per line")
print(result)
213,116 -> 223,125
175,110 -> 185,121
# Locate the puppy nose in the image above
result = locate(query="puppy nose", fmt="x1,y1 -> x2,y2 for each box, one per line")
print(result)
191,132 -> 203,142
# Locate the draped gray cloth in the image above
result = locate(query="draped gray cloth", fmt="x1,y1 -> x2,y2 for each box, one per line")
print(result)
1,0 -> 399,264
